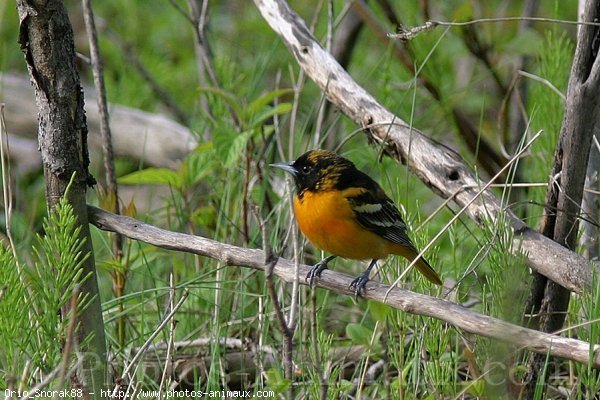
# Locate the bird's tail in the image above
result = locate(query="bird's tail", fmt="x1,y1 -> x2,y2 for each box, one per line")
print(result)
390,244 -> 442,285
414,256 -> 442,285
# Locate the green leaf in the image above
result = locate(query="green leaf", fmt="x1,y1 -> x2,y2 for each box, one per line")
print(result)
265,368 -> 292,394
182,142 -> 217,186
213,127 -> 251,167
248,102 -> 292,129
229,131 -> 251,166
368,300 -> 391,321
118,168 -> 182,188
191,205 -> 217,228
346,323 -> 373,345
245,88 -> 293,117
198,86 -> 243,124
462,379 -> 486,397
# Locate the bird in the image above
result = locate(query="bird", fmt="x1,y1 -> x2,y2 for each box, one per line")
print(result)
271,149 -> 442,296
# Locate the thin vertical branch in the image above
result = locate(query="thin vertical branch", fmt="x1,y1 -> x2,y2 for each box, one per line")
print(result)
82,0 -> 119,221
158,274 -> 177,397
184,0 -> 213,124
254,204 -> 298,396
184,0 -> 220,93
241,148 -> 251,246
285,184 -> 300,334
0,105 -> 18,260
180,0 -> 240,129
287,65 -> 305,158
81,0 -> 127,355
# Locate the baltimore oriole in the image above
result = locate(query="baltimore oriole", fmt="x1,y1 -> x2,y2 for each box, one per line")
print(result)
272,149 -> 442,296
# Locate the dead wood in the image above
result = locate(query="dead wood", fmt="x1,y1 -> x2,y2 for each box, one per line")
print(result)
0,73 -> 197,171
253,0 -> 596,295
88,205 -> 600,368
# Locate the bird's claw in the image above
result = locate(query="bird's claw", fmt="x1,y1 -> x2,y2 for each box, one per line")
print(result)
306,261 -> 328,287
306,255 -> 336,287
349,273 -> 370,298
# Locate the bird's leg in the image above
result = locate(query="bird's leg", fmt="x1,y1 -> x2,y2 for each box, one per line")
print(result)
350,259 -> 378,297
306,255 -> 336,287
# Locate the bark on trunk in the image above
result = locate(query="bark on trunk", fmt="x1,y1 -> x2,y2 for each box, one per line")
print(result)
523,0 -> 600,396
16,0 -> 107,396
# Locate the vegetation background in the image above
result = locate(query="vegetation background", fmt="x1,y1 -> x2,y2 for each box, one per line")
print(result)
0,0 -> 598,399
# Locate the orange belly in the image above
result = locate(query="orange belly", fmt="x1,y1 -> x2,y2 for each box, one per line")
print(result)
294,190 -> 388,260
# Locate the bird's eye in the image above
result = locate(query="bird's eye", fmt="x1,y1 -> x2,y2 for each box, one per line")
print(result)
301,165 -> 311,174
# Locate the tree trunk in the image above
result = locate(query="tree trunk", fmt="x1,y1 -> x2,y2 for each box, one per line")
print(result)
16,0 -> 107,396
523,0 -> 600,396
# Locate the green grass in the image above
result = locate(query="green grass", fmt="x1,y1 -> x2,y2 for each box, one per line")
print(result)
1,1 -> 598,398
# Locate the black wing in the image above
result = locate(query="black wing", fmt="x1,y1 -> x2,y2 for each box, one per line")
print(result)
344,174 -> 417,250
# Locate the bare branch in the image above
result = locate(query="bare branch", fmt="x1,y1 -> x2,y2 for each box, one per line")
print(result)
88,205 -> 600,367
81,0 -> 118,207
255,206 -> 295,382
350,0 -> 505,176
388,17 -> 600,41
518,70 -> 566,102
252,0 -> 596,295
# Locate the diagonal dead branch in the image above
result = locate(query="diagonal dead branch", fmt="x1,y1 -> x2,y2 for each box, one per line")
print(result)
351,0 -> 505,177
88,205 -> 600,368
387,131 -> 541,298
253,0 -> 596,295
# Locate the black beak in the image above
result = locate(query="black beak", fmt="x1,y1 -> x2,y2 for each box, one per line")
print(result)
270,162 -> 297,176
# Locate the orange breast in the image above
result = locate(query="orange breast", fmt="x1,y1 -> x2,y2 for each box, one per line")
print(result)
293,189 -> 389,260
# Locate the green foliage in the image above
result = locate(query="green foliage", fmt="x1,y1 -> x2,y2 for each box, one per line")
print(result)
118,167 -> 183,188
368,299 -> 391,322
346,323 -> 377,348
0,246 -> 28,375
265,368 -> 291,395
525,30 -> 574,226
0,194 -> 90,388
2,0 -> 597,397
572,271 -> 600,397
475,212 -> 531,398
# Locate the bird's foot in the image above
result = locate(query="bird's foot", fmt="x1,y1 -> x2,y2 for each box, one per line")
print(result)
349,260 -> 377,298
306,255 -> 335,287
349,272 -> 370,298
